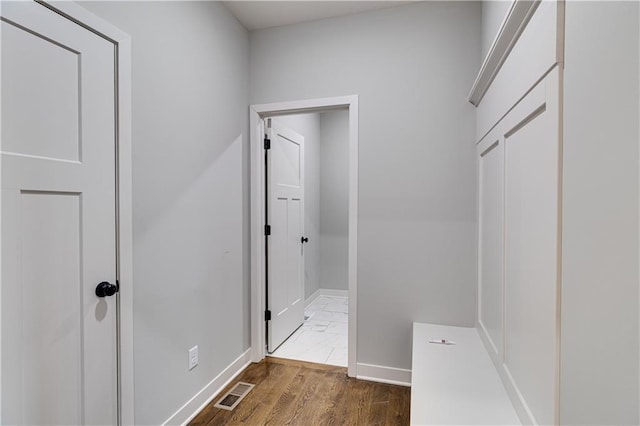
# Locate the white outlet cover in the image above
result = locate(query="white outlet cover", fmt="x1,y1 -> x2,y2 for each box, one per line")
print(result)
188,345 -> 198,370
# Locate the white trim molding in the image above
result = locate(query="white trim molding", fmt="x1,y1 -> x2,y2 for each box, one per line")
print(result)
250,95 -> 359,378
468,0 -> 541,106
356,363 -> 411,387
162,349 -> 252,426
304,289 -> 322,306
317,288 -> 348,299
305,288 -> 349,306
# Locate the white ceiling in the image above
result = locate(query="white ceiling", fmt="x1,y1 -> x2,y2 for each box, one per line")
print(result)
222,1 -> 418,31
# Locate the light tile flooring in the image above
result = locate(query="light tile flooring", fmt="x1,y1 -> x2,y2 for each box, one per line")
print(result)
270,295 -> 348,367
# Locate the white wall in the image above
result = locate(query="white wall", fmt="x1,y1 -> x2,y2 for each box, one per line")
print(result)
561,2 -> 639,424
481,1 -> 513,59
272,113 -> 322,300
250,1 -> 481,370
76,2 -> 249,424
319,110 -> 350,291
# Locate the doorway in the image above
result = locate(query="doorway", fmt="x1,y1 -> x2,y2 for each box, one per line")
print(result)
265,110 -> 350,367
249,96 -> 359,377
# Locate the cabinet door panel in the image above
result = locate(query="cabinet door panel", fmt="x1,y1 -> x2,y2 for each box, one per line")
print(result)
478,139 -> 504,358
476,67 -> 560,426
504,102 -> 558,426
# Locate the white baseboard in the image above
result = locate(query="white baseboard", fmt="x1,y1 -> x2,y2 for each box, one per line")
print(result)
305,288 -> 321,306
305,288 -> 349,307
162,348 -> 252,426
319,288 -> 348,298
356,362 -> 411,387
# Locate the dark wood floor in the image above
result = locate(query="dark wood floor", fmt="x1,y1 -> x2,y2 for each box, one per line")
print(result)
189,357 -> 411,426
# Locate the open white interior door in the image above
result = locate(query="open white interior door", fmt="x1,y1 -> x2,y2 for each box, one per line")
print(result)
266,119 -> 305,353
1,2 -> 118,424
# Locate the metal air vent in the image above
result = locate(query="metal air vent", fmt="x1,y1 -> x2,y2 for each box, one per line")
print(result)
213,382 -> 255,411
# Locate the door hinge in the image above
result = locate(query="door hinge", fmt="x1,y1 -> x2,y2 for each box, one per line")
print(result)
264,224 -> 271,236
265,310 -> 271,321
264,136 -> 271,150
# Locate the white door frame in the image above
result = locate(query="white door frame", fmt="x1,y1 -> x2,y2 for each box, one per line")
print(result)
0,1 -> 134,424
250,95 -> 359,377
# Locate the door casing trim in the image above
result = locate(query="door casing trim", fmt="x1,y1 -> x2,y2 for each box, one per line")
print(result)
250,95 -> 359,377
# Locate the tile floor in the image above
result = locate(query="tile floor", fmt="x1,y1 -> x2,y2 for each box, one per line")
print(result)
269,295 -> 348,367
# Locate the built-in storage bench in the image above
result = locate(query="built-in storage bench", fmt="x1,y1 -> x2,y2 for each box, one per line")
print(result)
410,323 -> 520,425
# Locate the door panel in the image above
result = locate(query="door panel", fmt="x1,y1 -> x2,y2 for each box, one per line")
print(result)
504,105 -> 557,426
2,20 -> 80,161
478,139 -> 503,358
267,120 -> 305,353
1,2 -> 117,424
287,198 -> 302,308
275,137 -> 301,187
20,192 -> 83,425
270,197 -> 288,316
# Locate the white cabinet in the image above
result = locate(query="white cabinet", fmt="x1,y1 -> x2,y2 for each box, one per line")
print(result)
503,72 -> 560,426
474,1 -> 640,424
473,2 -> 563,424
478,68 -> 561,425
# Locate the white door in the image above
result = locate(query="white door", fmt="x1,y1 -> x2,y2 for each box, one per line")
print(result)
266,119 -> 305,353
1,2 -> 118,424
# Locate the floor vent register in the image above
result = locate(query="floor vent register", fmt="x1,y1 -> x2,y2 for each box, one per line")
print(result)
213,382 -> 255,411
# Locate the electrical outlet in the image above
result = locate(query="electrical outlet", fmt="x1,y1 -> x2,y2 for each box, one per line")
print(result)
188,345 -> 198,370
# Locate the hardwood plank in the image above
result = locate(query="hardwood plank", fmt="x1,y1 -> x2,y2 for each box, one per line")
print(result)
189,357 -> 411,426
227,362 -> 299,425
308,369 -> 349,425
190,362 -> 275,426
366,384 -> 391,425
264,365 -> 315,424
345,378 -> 375,424
386,384 -> 411,425
278,367 -> 324,424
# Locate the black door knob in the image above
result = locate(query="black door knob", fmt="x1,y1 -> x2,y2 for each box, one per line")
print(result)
95,281 -> 119,298
301,236 -> 309,244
